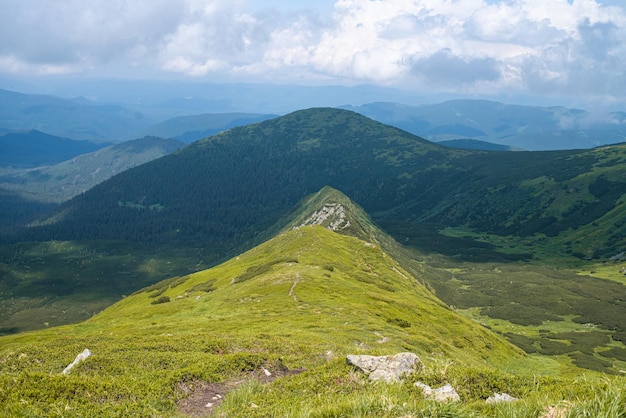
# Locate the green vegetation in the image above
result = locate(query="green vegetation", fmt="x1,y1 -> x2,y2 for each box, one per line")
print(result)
1,108 -> 626,415
0,224 -> 624,416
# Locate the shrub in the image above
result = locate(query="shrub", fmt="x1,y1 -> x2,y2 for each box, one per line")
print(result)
151,296 -> 170,305
189,280 -> 217,293
387,317 -> 411,328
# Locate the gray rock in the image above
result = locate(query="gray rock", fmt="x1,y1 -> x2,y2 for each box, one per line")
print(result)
346,352 -> 422,382
415,382 -> 460,402
62,348 -> 92,374
486,392 -> 518,404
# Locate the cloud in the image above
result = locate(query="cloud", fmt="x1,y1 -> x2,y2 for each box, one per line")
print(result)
0,0 -> 185,74
517,16 -> 626,97
0,0 -> 625,102
410,49 -> 500,86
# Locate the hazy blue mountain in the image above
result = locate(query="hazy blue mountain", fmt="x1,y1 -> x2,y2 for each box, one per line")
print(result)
0,130 -> 109,168
436,138 -> 521,151
0,136 -> 184,203
38,79 -> 421,114
142,113 -> 277,143
0,88 -> 155,141
343,101 -> 626,150
4,81 -> 625,150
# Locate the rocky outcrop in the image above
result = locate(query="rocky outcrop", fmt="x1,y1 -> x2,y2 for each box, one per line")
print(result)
299,203 -> 351,231
346,352 -> 422,382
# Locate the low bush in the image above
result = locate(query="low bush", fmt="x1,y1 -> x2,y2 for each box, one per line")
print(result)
151,296 -> 170,305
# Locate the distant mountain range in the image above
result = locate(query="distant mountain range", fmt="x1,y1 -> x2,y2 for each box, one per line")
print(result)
0,88 -> 153,141
343,101 -> 626,150
436,138 -> 520,151
0,129 -> 109,168
0,136 -> 184,204
2,85 -> 626,150
141,113 -> 276,143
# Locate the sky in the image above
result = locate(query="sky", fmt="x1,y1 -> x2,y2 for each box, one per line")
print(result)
1,0 -> 625,107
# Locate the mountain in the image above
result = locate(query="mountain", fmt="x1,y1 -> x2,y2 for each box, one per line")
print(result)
23,107 -> 626,261
4,186 -> 616,416
343,101 -> 626,150
0,88 -> 155,140
42,79 -> 420,114
2,109 -> 626,379
142,112 -> 276,143
0,136 -> 184,204
0,130 -> 109,168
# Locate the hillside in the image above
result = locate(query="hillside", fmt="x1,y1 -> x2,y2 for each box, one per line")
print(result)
3,194 -> 618,416
343,101 -> 626,150
22,107 -> 626,261
0,136 -> 184,204
0,130 -> 108,168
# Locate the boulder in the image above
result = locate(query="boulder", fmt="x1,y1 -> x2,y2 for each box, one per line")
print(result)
415,382 -> 460,402
346,352 -> 422,382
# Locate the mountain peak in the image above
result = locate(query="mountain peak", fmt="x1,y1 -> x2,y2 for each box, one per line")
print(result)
281,186 -> 380,245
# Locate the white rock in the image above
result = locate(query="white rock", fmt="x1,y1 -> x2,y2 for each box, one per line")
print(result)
486,392 -> 518,404
415,382 -> 460,402
347,352 -> 422,382
62,348 -> 92,374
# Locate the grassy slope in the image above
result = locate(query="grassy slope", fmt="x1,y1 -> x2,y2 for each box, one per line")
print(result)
4,225 -> 620,417
1,188 -> 625,416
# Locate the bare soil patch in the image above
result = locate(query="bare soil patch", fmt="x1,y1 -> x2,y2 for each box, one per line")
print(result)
177,365 -> 305,416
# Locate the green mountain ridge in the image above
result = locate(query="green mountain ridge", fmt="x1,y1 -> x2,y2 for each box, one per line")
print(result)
22,107 -> 626,261
3,186 -> 616,417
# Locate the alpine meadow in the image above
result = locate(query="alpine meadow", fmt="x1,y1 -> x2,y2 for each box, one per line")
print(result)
1,105 -> 625,417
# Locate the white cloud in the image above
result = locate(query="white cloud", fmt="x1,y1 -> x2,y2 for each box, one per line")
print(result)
0,0 -> 625,101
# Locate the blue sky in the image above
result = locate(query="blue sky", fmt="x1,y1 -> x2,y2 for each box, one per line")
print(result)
0,0 -> 625,107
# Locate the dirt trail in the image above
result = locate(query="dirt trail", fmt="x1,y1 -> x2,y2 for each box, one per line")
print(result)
288,272 -> 300,301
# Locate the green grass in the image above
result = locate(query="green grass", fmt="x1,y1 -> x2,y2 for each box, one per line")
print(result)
0,225 -> 625,416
